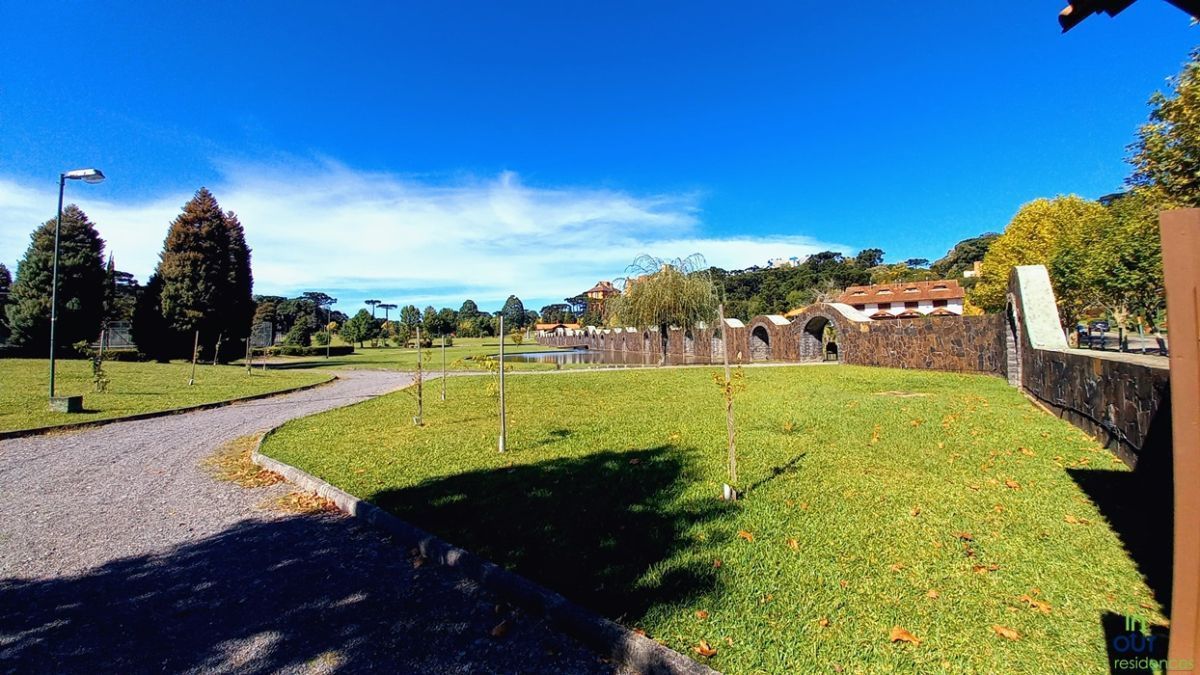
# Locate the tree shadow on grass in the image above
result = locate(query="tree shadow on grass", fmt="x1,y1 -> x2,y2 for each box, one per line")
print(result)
0,515 -> 608,674
371,446 -> 733,622
1067,397 -> 1174,614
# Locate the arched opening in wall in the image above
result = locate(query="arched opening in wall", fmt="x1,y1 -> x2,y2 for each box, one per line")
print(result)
684,330 -> 695,356
799,315 -> 833,363
750,325 -> 771,361
599,332 -> 606,351
643,331 -> 651,353
711,328 -> 724,361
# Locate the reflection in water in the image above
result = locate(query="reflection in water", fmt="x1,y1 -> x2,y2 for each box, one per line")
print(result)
502,349 -> 715,366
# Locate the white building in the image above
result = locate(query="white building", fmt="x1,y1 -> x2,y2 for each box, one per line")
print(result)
836,279 -> 966,319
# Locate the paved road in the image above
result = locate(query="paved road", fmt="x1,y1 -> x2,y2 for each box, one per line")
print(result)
0,370 -> 610,674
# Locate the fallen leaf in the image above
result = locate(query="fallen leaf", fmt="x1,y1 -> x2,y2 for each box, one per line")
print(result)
724,636 -> 734,646
910,506 -> 922,517
994,504 -> 1005,513
839,579 -> 849,589
955,532 -> 974,541
910,419 -> 923,427
973,563 -> 1000,574
967,483 -> 980,491
695,610 -> 710,620
991,625 -> 1021,641
712,558 -> 723,568
819,617 -> 830,627
870,425 -> 881,444
737,530 -> 754,542
1020,447 -> 1035,457
787,538 -> 800,551
1018,594 -> 1051,614
694,640 -> 718,658
889,626 -> 921,645
800,502 -> 810,511
1005,479 -> 1021,490
491,620 -> 511,638
926,589 -> 940,599
890,563 -> 905,573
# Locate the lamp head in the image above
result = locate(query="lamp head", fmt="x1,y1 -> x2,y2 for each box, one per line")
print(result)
63,168 -> 105,184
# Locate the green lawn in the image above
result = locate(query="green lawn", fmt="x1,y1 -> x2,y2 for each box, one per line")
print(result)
261,365 -> 1163,672
260,336 -> 565,371
0,359 -> 331,433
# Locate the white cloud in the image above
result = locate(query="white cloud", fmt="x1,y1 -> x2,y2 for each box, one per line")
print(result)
0,162 -> 848,309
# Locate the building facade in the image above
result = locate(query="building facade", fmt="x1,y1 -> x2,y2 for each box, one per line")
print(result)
835,279 -> 966,319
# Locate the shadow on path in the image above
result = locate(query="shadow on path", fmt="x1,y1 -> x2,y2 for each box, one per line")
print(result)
0,514 -> 608,674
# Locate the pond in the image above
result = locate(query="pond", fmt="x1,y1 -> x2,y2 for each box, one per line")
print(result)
500,349 -> 716,366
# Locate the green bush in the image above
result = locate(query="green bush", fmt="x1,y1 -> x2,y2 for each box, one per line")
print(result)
313,330 -> 331,346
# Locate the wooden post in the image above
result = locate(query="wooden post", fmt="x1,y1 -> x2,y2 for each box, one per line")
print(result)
414,326 -> 423,426
441,333 -> 447,401
719,303 -> 737,498
1164,209 -> 1200,667
499,316 -> 506,453
188,330 -> 200,386
212,332 -> 223,366
244,336 -> 253,374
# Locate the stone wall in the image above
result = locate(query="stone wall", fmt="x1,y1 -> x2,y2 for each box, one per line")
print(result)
840,314 -> 1007,374
1007,265 -> 1170,467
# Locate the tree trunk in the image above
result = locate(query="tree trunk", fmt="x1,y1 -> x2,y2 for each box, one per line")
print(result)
659,323 -> 668,366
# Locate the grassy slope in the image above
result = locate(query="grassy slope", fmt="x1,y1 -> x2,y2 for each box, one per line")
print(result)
262,365 -> 1161,673
0,359 -> 330,432
262,336 -> 561,371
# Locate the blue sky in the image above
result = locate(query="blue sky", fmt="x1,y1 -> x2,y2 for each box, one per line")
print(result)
0,2 -> 1195,313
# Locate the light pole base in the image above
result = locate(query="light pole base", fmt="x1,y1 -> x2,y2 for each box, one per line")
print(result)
50,395 -> 83,413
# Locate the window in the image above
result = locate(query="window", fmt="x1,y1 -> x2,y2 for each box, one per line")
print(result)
904,287 -> 919,293
933,299 -> 948,308
932,284 -> 948,291
852,290 -> 867,296
854,304 -> 865,311
905,301 -> 918,309
876,289 -> 893,295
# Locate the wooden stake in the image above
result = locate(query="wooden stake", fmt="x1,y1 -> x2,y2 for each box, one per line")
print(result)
188,330 -> 199,386
719,303 -> 737,496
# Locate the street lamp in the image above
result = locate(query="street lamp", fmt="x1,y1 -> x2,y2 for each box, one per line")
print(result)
49,168 -> 105,407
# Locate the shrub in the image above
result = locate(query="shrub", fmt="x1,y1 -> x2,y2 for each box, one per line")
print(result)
313,331 -> 331,346
256,344 -> 354,357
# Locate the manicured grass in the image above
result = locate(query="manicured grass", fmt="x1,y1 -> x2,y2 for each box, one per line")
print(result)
261,365 -> 1163,672
260,336 -> 565,371
0,359 -> 330,433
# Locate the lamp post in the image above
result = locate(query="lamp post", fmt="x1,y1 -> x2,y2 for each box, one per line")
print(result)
49,168 -> 105,406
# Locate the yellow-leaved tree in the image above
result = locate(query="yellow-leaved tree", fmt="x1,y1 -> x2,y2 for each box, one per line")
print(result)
970,196 -> 1106,314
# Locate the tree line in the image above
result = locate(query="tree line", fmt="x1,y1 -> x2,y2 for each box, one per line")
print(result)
0,188 -> 254,362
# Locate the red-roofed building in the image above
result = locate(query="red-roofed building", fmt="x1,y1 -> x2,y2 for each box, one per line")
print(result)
836,279 -> 966,318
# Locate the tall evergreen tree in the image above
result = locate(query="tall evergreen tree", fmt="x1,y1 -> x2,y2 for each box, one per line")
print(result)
138,188 -> 254,360
132,273 -> 172,361
5,205 -> 106,352
223,211 -> 255,346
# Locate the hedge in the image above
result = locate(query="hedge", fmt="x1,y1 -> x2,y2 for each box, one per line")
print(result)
255,344 -> 355,357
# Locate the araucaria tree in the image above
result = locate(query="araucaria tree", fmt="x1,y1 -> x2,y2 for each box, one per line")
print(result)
5,205 -> 106,352
606,254 -> 718,366
134,188 -> 253,360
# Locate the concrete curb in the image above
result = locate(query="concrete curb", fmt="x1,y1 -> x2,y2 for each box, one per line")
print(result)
252,432 -> 718,675
0,375 -> 337,441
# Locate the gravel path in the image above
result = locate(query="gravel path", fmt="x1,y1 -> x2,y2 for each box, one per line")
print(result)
0,370 -> 611,674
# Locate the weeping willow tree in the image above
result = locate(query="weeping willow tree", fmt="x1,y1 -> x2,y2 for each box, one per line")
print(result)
606,254 -> 718,366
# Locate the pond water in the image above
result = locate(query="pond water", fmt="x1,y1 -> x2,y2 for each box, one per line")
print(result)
501,349 -> 716,366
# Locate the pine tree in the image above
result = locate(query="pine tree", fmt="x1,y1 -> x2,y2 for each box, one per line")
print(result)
5,205 -> 106,352
132,273 -> 172,362
141,188 -> 254,360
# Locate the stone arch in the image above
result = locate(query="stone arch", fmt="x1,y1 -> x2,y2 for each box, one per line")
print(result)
643,330 -> 652,353
750,325 -> 771,361
788,303 -> 870,363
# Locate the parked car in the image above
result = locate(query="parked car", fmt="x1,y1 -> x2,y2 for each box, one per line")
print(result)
1089,320 -> 1110,332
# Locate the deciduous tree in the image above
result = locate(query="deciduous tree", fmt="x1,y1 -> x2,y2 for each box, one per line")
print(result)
606,254 -> 718,366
